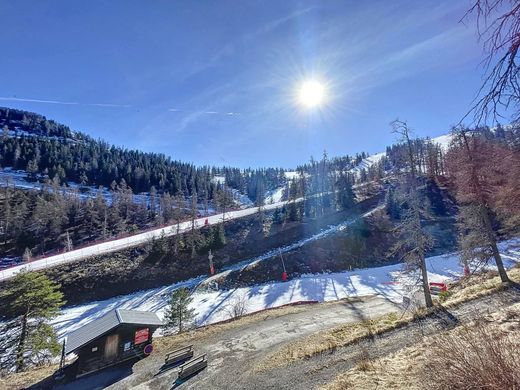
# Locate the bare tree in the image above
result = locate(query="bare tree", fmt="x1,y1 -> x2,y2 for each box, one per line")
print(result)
390,120 -> 434,308
224,293 -> 249,319
463,0 -> 520,124
172,194 -> 185,255
188,190 -> 200,258
447,128 -> 511,283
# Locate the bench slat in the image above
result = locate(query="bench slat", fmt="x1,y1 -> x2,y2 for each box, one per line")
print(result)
165,345 -> 193,363
178,354 -> 207,380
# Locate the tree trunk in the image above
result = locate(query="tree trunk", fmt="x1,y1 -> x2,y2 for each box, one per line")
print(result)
420,255 -> 434,308
178,305 -> 182,333
482,206 -> 510,283
15,311 -> 29,372
174,222 -> 180,255
491,240 -> 510,283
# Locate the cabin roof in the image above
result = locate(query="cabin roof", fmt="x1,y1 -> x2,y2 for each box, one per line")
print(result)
65,309 -> 163,354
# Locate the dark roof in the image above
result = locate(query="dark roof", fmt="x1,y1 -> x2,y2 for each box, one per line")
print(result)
65,309 -> 163,354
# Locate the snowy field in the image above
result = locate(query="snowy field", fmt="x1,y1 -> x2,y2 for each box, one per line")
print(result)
51,237 -> 520,341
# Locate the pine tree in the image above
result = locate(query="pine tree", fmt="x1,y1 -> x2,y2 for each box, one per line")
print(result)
164,288 -> 195,333
336,173 -> 355,210
385,186 -> 401,219
0,271 -> 65,372
213,223 -> 226,249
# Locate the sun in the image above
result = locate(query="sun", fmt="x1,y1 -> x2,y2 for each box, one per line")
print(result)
298,80 -> 325,108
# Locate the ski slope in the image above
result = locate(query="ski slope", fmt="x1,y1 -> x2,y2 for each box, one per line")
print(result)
51,237 -> 520,338
350,133 -> 454,174
0,197 -> 305,281
201,205 -> 384,285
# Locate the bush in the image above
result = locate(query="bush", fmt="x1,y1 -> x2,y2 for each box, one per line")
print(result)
420,321 -> 520,389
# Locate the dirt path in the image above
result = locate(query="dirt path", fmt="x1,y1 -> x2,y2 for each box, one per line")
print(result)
232,288 -> 520,390
100,295 -> 399,390
104,289 -> 520,390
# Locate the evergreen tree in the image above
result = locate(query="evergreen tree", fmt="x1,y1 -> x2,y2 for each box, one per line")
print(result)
212,223 -> 226,249
385,186 -> 401,219
336,173 -> 355,210
0,271 -> 65,372
164,288 -> 195,333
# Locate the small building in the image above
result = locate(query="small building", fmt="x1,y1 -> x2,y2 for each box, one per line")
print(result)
63,308 -> 163,378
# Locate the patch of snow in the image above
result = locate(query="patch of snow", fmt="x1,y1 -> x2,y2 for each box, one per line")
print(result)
230,189 -> 253,209
265,187 -> 284,204
350,152 -> 386,174
212,176 -> 226,185
431,134 -> 454,151
284,171 -> 300,180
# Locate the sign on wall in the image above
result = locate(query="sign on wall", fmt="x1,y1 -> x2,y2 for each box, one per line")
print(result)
134,328 -> 149,345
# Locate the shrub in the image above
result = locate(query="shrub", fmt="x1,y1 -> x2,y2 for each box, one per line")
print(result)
420,321 -> 520,390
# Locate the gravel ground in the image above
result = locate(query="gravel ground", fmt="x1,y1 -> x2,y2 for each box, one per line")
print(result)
107,295 -> 399,390
45,288 -> 519,390
235,288 -> 520,390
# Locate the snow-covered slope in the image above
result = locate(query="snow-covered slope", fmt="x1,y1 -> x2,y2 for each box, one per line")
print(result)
350,152 -> 386,174
265,187 -> 284,204
50,238 -> 520,338
350,133 -> 454,174
431,133 -> 454,151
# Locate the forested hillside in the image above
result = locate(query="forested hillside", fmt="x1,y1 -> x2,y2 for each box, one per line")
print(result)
1,106 -> 519,265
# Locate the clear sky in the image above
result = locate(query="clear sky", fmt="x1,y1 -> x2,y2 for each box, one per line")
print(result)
0,0 -> 486,168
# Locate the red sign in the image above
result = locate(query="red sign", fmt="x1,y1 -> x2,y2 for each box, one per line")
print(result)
134,328 -> 149,345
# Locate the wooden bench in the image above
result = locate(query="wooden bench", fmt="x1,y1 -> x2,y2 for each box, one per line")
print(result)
177,354 -> 207,380
164,345 -> 194,367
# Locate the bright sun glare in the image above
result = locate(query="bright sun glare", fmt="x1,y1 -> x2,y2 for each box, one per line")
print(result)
299,80 -> 325,108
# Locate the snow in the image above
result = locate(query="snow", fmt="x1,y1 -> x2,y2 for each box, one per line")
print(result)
431,134 -> 454,151
284,171 -> 300,180
230,188 -> 254,208
265,187 -> 284,204
212,176 -> 226,185
350,152 -> 386,174
49,237 -> 520,340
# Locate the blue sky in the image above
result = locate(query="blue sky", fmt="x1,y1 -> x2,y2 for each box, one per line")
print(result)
0,1 -> 486,168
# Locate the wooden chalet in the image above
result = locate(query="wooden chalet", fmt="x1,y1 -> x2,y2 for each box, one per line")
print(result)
63,308 -> 163,378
